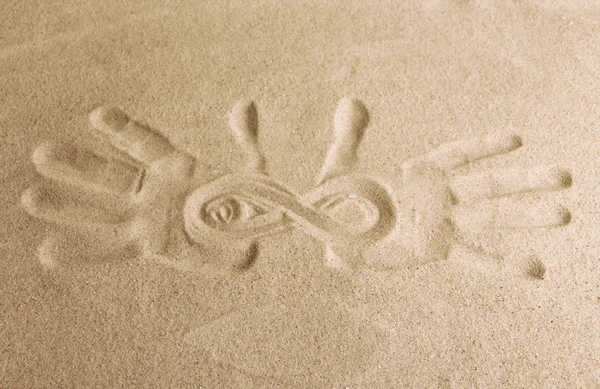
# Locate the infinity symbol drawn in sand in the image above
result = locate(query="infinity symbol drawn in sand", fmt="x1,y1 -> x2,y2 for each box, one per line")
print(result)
184,173 -> 397,245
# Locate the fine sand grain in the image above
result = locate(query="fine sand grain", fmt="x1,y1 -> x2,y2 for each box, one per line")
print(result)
2,1 -> 600,388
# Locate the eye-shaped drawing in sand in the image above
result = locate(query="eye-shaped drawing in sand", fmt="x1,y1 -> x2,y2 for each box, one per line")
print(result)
21,98 -> 572,273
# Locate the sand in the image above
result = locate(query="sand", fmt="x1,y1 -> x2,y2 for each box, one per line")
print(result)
2,1 -> 600,387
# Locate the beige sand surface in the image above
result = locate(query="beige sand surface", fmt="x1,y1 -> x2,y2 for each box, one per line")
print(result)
2,1 -> 600,387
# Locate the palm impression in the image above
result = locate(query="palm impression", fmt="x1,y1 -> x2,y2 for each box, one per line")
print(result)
22,98 -> 572,273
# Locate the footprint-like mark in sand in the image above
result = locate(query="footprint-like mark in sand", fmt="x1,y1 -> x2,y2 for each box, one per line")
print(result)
21,97 -> 572,273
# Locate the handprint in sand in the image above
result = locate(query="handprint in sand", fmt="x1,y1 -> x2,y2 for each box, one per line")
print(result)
383,131 -> 572,267
21,98 -> 572,273
21,106 -> 259,273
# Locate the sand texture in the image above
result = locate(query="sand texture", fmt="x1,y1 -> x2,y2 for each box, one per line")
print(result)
2,1 -> 600,387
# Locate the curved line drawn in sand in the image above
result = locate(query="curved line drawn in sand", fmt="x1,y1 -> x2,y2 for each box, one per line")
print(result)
21,97 -> 573,273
